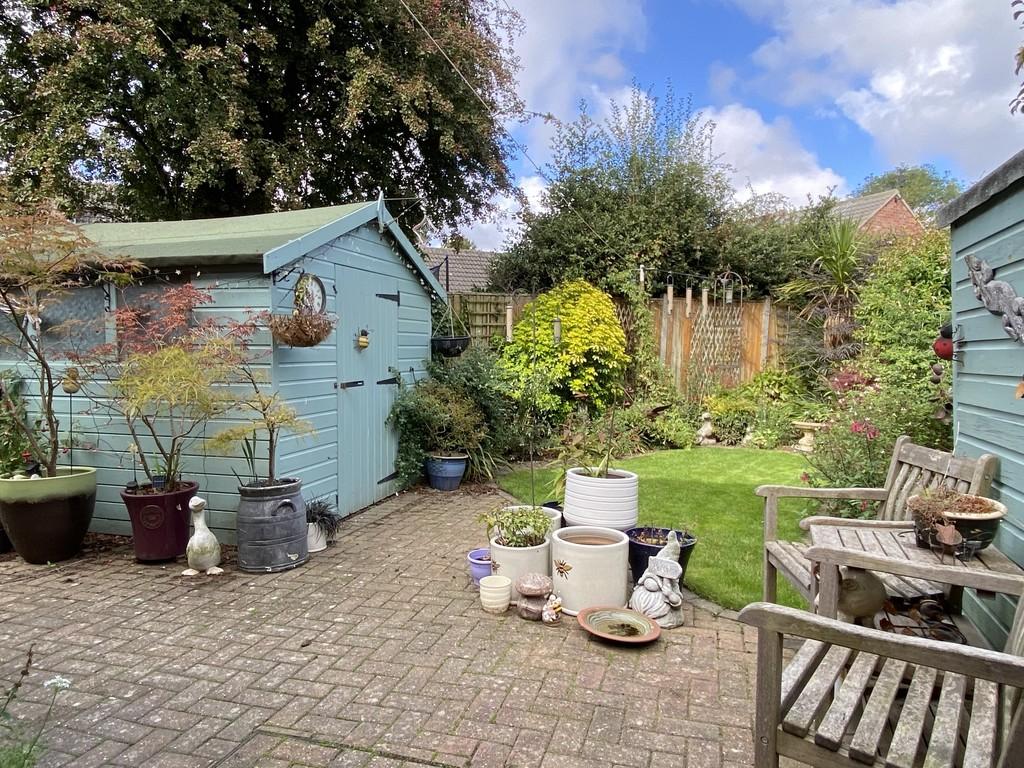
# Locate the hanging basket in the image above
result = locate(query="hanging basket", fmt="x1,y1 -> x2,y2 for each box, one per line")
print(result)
431,335 -> 471,357
268,313 -> 335,347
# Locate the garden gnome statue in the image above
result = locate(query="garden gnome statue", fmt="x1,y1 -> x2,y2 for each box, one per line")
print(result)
182,496 -> 224,576
629,531 -> 685,628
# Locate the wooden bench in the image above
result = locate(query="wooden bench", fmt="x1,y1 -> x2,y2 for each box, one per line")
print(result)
759,436 -> 997,604
740,602 -> 1024,767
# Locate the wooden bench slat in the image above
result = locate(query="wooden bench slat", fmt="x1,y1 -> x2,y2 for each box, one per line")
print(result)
781,639 -> 828,713
884,664 -> 939,768
849,657 -> 909,764
923,672 -> 967,768
783,644 -> 854,738
767,540 -> 813,598
815,651 -> 880,751
963,679 -> 998,768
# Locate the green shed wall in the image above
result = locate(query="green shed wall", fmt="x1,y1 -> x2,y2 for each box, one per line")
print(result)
950,177 -> 1024,649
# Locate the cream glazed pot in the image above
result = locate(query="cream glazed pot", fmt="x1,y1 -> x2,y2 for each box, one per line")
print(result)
562,468 -> 639,531
489,536 -> 551,604
550,526 -> 629,616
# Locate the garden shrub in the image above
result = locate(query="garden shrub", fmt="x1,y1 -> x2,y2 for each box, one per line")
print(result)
0,375 -> 31,474
706,369 -> 804,446
388,379 -> 486,488
855,231 -> 951,397
499,279 -> 629,420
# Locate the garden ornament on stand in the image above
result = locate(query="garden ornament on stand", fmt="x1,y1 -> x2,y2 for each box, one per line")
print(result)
182,497 -> 224,576
628,531 -> 685,628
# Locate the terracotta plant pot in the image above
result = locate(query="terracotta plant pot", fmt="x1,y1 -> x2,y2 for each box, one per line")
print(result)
121,481 -> 198,562
562,467 -> 639,531
550,526 -> 629,616
0,467 -> 96,564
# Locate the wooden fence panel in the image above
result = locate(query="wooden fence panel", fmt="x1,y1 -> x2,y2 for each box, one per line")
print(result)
448,292 -> 785,389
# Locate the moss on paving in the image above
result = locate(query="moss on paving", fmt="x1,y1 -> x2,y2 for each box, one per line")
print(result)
497,447 -> 811,611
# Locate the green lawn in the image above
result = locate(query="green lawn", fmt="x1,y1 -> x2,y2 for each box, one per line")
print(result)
498,447 -> 811,611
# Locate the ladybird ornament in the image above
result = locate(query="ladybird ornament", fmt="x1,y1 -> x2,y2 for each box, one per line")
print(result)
933,336 -> 954,361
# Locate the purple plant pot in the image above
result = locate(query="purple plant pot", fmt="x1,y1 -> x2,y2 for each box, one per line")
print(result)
467,547 -> 491,586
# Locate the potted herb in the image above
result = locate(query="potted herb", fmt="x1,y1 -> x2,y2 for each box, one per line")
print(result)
306,496 -> 341,553
0,202 -> 135,564
478,505 -> 551,603
625,527 -> 697,587
208,353 -> 314,573
389,379 -> 486,491
908,486 -> 1007,555
555,408 -> 638,531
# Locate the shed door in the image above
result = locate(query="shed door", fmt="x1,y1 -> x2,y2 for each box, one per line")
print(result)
335,266 -> 400,515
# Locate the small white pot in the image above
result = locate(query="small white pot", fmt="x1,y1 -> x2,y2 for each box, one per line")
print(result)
563,467 -> 639,531
489,536 -> 551,603
307,523 -> 327,553
550,526 -> 629,616
479,575 -> 512,613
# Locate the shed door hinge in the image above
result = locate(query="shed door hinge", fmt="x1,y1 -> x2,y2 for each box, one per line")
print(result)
335,380 -> 364,390
376,375 -> 400,385
376,291 -> 400,305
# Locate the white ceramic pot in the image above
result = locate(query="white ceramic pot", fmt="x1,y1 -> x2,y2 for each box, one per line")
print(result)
489,536 -> 551,603
562,467 -> 639,531
541,506 -> 562,533
550,526 -> 629,616
479,575 -> 512,613
307,523 -> 327,553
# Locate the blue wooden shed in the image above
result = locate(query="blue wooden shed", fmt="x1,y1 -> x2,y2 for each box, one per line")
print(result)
937,149 -> 1024,647
20,201 -> 444,541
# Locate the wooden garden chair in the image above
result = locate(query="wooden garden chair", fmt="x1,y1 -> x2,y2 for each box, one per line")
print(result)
740,601 -> 1024,767
759,435 -> 998,604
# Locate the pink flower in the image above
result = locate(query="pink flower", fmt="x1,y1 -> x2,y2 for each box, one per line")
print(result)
865,424 -> 880,440
859,500 -> 870,512
800,472 -> 811,484
850,421 -> 864,434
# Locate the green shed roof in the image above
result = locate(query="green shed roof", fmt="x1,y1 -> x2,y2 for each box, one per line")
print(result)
79,201 -> 446,298
81,203 -> 372,265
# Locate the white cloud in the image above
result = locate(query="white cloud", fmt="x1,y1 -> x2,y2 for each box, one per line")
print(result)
733,0 -> 1024,179
705,103 -> 846,203
461,175 -> 548,251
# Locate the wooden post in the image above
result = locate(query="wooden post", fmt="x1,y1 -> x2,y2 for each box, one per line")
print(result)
666,282 -> 673,315
760,298 -> 772,368
701,287 -> 709,313
505,303 -> 513,342
685,286 -> 692,318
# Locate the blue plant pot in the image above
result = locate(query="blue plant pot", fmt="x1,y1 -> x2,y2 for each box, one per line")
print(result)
467,547 -> 491,585
425,455 -> 468,491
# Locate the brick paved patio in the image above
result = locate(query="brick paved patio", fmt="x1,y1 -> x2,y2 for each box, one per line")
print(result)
0,489 -> 758,768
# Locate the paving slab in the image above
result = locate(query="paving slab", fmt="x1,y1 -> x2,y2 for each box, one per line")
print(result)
0,488 -> 758,767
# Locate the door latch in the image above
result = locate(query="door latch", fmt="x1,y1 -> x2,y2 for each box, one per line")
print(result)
335,380 -> 364,390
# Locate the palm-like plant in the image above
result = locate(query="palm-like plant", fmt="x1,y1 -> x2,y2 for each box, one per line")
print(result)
778,217 -> 867,360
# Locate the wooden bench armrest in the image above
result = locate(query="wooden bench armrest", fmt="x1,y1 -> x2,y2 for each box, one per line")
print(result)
798,516 -> 912,532
756,485 -> 889,501
739,602 -> 1024,688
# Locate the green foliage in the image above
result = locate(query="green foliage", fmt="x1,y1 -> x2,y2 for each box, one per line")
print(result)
478,505 -> 550,548
489,87 -> 734,294
0,377 -> 31,474
499,280 -> 628,419
305,496 -> 341,539
0,0 -> 520,228
389,378 -> 486,488
427,345 -> 521,477
854,164 -> 961,221
705,369 -> 804,447
0,648 -> 69,768
854,231 -> 951,397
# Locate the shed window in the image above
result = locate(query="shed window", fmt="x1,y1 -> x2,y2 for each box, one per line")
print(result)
39,286 -> 107,356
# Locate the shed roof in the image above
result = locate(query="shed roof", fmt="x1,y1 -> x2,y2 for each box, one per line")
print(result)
423,247 -> 498,292
936,149 -> 1024,228
80,201 -> 445,298
832,189 -> 903,227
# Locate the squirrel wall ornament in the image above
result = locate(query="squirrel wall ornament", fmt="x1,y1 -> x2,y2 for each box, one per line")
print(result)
966,255 -> 1024,342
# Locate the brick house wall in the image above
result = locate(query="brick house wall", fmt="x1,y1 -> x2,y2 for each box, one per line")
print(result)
860,196 -> 925,237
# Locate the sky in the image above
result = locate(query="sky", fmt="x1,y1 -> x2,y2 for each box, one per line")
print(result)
463,0 -> 1024,249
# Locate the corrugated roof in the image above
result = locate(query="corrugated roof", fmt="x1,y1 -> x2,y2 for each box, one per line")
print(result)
424,247 -> 499,292
81,203 -> 372,265
832,189 -> 900,227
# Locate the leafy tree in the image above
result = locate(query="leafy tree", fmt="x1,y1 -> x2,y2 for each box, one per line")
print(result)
0,0 -> 521,227
489,88 -> 734,295
854,164 -> 961,220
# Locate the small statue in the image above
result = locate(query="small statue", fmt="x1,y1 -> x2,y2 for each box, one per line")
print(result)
182,496 -> 224,576
836,567 -> 886,624
629,532 -> 685,628
515,573 -> 552,620
696,412 -> 717,446
542,594 -> 562,625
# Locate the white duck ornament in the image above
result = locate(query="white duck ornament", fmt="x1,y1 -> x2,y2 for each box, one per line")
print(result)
182,496 -> 224,576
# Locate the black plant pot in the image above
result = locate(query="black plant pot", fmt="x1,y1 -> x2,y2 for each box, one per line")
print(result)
431,336 -> 471,357
626,527 -> 697,586
0,524 -> 11,554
